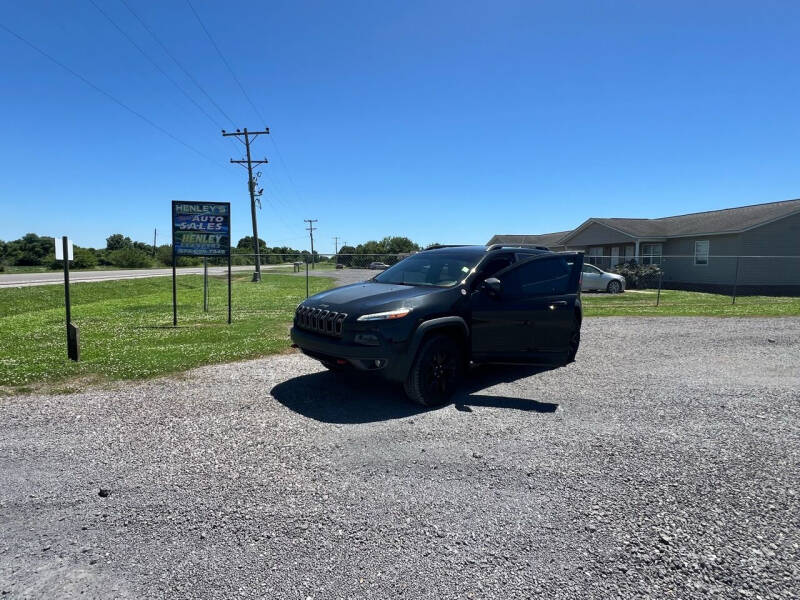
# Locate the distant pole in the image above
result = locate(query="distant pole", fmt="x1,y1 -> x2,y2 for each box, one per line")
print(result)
656,270 -> 663,307
223,127 -> 270,282
153,228 -> 157,255
333,236 -> 339,255
305,219 -> 318,269
732,256 -> 741,305
305,259 -> 309,298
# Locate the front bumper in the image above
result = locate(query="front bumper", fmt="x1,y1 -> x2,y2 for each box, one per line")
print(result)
290,326 -> 411,382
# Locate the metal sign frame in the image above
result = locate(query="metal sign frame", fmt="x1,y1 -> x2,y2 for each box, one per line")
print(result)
171,201 -> 232,326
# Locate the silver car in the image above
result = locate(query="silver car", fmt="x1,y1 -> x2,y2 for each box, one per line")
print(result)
581,263 -> 626,293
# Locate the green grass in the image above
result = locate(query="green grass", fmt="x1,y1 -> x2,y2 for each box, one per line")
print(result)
2,277 -> 798,391
0,273 -> 332,389
582,289 -> 800,317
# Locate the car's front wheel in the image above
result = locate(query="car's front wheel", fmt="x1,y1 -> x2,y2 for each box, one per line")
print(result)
607,279 -> 622,294
403,334 -> 464,406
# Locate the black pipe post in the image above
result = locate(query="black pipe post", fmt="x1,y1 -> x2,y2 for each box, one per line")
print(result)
305,259 -> 309,298
62,236 -> 79,361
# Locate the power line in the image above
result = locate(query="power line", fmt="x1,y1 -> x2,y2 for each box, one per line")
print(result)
186,0 -> 267,126
89,0 -> 228,134
119,0 -> 236,128
0,21 -> 224,167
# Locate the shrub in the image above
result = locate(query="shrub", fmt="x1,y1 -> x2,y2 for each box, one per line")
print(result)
72,248 -> 98,269
108,247 -> 153,269
611,260 -> 662,289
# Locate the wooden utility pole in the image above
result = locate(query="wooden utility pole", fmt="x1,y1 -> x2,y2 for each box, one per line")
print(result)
223,127 -> 269,282
332,236 -> 339,255
305,219 -> 318,269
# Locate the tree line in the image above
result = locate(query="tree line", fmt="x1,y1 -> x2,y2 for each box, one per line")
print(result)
0,233 -> 421,271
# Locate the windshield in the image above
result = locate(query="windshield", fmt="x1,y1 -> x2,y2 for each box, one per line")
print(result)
374,254 -> 477,287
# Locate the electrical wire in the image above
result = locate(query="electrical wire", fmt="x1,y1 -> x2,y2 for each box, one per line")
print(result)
119,0 -> 237,129
0,21 -> 226,168
185,0 -> 267,126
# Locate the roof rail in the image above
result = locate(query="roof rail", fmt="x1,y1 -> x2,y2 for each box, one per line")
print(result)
424,244 -> 468,250
486,244 -> 550,251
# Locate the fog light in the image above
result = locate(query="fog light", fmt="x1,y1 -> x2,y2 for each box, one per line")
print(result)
374,359 -> 382,367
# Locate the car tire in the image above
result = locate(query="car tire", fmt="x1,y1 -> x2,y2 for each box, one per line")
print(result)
566,317 -> 581,363
607,280 -> 622,294
403,334 -> 464,407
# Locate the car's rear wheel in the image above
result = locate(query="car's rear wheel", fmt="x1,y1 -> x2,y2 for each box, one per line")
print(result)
566,317 -> 581,363
403,334 -> 464,406
607,279 -> 622,294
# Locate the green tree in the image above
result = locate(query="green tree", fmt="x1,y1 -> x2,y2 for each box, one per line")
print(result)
106,234 -> 133,252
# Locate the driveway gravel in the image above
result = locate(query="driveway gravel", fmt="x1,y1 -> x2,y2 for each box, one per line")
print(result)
1,317 -> 798,599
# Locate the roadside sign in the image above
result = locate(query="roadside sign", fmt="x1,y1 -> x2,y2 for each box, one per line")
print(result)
55,237 -> 73,261
172,201 -> 231,256
170,201 -> 232,326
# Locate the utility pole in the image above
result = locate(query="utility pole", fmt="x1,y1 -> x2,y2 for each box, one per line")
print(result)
153,228 -> 157,255
223,127 -> 269,282
305,219 -> 318,269
332,236 -> 340,255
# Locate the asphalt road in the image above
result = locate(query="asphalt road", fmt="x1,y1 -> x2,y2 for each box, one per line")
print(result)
0,266 -> 262,288
1,317 -> 798,598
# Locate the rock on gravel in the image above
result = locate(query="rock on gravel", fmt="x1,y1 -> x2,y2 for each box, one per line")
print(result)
0,317 -> 798,599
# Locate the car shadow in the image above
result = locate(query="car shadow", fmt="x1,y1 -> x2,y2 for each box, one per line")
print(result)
270,364 -> 560,424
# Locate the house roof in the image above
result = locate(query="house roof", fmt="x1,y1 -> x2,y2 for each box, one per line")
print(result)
562,197 -> 800,242
486,231 -> 572,248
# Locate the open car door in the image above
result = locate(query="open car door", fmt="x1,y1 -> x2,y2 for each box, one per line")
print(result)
471,252 -> 583,364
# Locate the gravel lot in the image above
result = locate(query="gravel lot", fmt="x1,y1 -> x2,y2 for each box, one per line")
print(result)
1,317 -> 798,599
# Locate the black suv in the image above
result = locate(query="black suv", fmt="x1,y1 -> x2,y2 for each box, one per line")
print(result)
291,245 -> 584,406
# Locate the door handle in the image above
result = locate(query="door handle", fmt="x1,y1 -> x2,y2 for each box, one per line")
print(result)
548,301 -> 568,310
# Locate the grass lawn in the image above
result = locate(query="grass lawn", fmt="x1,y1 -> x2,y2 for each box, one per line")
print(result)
1,276 -> 798,392
0,273 -> 332,390
582,289 -> 800,317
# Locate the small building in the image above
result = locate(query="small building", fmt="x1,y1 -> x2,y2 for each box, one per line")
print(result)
488,198 -> 800,293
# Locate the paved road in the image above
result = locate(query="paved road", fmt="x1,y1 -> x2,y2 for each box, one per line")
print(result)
0,265 -> 269,288
1,317 -> 798,598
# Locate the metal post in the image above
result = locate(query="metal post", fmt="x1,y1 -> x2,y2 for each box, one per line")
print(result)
656,270 -> 662,307
732,256 -> 740,305
203,257 -> 209,312
227,253 -> 232,324
63,236 -> 79,361
305,259 -> 309,298
172,251 -> 177,326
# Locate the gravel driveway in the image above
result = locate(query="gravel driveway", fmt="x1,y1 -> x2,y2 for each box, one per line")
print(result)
1,318 -> 798,599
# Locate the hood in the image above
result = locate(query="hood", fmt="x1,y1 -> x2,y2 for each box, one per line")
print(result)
302,282 -> 442,315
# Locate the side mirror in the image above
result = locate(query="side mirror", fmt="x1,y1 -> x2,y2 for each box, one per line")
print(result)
483,277 -> 502,296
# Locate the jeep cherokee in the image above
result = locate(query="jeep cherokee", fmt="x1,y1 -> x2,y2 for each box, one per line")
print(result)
290,245 -> 584,406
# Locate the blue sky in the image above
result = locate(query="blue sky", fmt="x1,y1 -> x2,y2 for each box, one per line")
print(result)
2,0 -> 799,253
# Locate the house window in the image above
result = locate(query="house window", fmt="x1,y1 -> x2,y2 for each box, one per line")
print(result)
694,240 -> 709,266
640,243 -> 662,265
587,247 -> 603,265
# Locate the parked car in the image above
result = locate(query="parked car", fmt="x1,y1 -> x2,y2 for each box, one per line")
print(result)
335,263 -> 344,269
581,263 -> 625,293
368,261 -> 390,270
291,245 -> 584,406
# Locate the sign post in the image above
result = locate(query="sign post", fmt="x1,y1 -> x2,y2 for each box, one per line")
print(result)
171,201 -> 231,325
55,236 -> 79,361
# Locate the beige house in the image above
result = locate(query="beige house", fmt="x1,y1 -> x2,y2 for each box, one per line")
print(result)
488,198 -> 800,293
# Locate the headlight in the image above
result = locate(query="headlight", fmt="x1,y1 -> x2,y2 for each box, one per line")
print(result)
356,308 -> 411,321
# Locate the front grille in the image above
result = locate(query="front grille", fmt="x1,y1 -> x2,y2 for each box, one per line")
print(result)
295,306 -> 347,337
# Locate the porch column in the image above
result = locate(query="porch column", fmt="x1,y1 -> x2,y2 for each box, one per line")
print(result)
634,239 -> 640,262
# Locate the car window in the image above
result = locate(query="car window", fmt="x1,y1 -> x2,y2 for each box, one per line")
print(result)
582,264 -> 601,274
375,254 -> 475,287
499,256 -> 572,298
